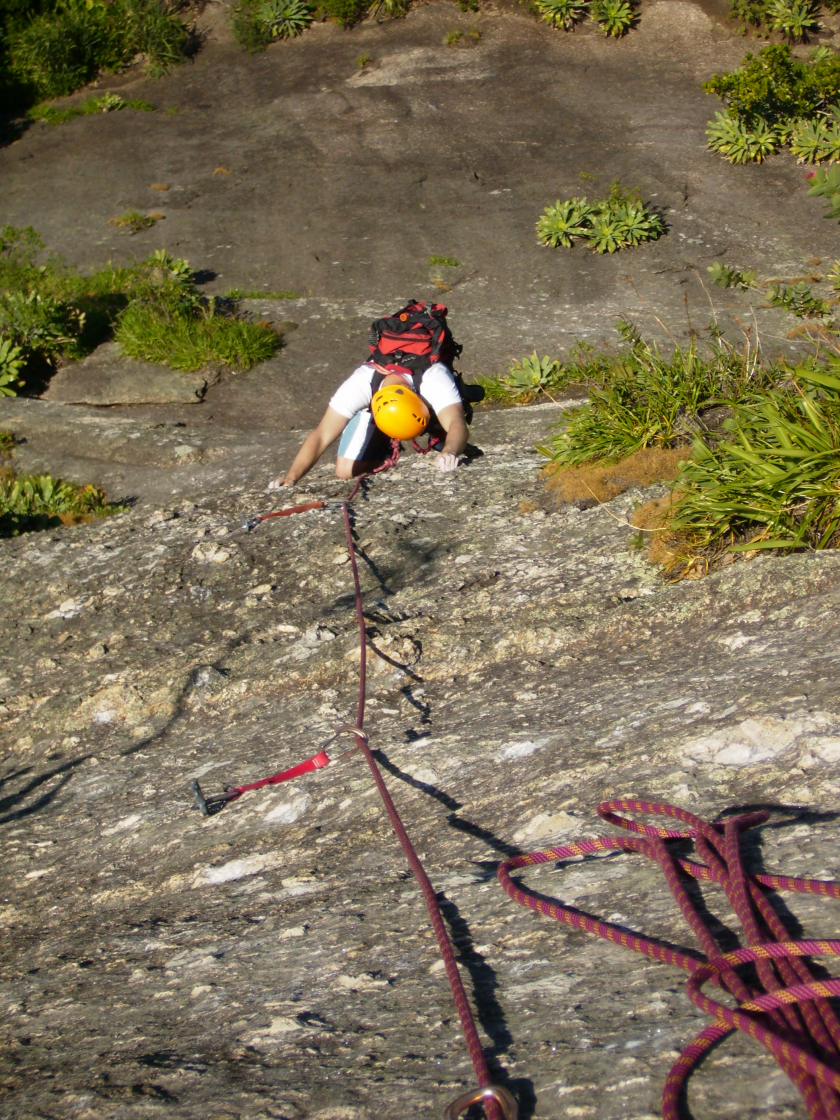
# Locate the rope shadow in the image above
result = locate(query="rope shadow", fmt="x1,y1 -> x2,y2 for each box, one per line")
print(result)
436,894 -> 537,1119
0,754 -> 91,825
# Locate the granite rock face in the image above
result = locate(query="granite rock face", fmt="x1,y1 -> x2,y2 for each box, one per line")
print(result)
2,403 -> 840,1120
44,344 -> 219,407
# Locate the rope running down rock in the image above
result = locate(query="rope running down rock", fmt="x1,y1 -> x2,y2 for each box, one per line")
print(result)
203,476 -> 513,1120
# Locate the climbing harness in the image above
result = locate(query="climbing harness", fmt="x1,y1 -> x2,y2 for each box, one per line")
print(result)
191,483 -> 511,1120
500,799 -> 840,1120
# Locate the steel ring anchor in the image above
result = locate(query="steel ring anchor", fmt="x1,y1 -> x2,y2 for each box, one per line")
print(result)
443,1084 -> 518,1120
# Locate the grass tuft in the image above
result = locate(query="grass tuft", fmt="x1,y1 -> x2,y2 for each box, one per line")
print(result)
2,0 -> 192,112
115,303 -> 280,372
108,210 -> 157,234
428,255 -> 460,267
28,92 -> 155,125
0,230 -> 282,387
223,286 -> 299,299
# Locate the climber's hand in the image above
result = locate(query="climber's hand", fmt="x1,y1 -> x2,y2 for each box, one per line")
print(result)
267,476 -> 288,491
436,452 -> 459,473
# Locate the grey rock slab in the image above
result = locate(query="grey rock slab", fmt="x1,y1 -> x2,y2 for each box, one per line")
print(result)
1,402 -> 838,1119
43,342 -> 219,406
0,396 -> 300,508
0,0 -> 832,434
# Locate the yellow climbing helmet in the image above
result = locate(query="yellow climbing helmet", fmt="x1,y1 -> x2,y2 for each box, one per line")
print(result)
371,384 -> 430,440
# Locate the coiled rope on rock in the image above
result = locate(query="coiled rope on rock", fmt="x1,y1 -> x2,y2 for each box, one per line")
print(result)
498,800 -> 840,1120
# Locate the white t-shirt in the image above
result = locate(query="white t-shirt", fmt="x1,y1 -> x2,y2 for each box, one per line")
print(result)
329,363 -> 462,420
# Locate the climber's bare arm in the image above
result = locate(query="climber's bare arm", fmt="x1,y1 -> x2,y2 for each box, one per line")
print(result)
435,403 -> 469,473
267,407 -> 349,489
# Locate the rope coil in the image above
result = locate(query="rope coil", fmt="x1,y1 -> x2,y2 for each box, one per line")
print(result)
498,799 -> 840,1120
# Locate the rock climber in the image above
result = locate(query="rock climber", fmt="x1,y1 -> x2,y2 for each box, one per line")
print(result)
268,301 -> 470,489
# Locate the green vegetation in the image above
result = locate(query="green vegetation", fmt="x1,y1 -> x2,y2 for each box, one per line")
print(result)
529,317 -> 840,574
1,0 -> 193,114
533,0 -> 636,35
230,0 -> 315,49
116,303 -> 280,372
0,432 -> 124,537
589,0 -> 635,35
231,0 -> 381,42
807,164 -> 840,219
728,0 -> 834,41
223,286 -> 299,299
538,328 -> 772,466
708,261 -> 833,318
428,255 -> 460,267
670,366 -> 840,557
109,209 -> 158,234
28,91 -> 155,126
0,339 -> 25,396
357,52 -> 372,67
369,0 -> 409,17
476,353 -> 571,405
0,227 -> 282,389
704,45 -> 840,164
444,28 -> 463,44
536,183 -> 665,253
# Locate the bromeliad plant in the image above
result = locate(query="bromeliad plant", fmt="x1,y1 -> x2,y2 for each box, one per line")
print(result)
708,261 -> 833,319
0,340 -> 25,396
536,184 -> 665,253
506,353 -> 563,393
0,468 -> 125,537
254,0 -> 315,37
729,0 -> 826,41
532,0 -> 636,33
704,44 -> 840,164
534,0 -> 588,29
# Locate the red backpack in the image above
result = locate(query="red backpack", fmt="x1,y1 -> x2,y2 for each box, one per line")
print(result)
368,300 -> 461,376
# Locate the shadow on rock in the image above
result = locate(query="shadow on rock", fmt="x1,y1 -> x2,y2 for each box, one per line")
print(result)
0,753 -> 90,825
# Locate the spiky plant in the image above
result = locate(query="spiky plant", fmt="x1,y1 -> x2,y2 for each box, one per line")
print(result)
765,0 -> 820,42
255,0 -> 314,38
790,118 -> 840,162
505,353 -> 562,392
588,214 -> 624,253
612,200 -> 665,246
809,45 -> 834,63
369,0 -> 408,19
670,367 -> 840,554
807,163 -> 840,219
0,339 -> 25,396
536,199 -> 593,247
534,0 -> 587,30
589,0 -> 635,36
705,112 -> 780,163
